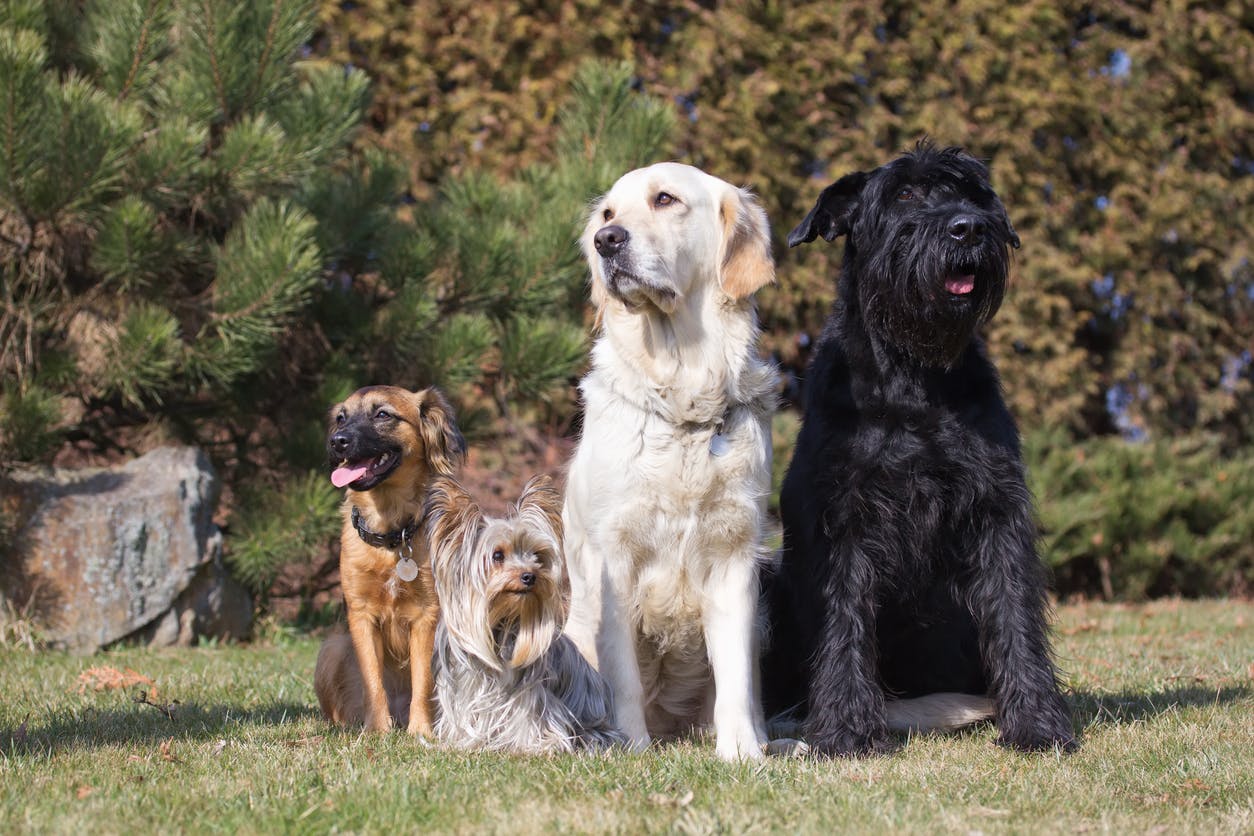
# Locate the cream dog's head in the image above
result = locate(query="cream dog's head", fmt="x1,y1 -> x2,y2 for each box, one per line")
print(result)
581,162 -> 774,316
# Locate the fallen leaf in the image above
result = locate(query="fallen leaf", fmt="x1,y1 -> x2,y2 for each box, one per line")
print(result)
211,739 -> 227,756
1179,778 -> 1210,791
76,667 -> 155,696
158,738 -> 182,764
1062,620 -> 1099,636
75,785 -> 94,800
648,790 -> 694,807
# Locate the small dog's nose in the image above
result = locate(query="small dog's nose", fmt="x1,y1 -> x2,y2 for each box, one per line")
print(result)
594,225 -> 629,257
947,215 -> 985,244
520,572 -> 536,587
330,433 -> 350,455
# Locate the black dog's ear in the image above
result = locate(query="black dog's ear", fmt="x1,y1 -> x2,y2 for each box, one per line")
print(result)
993,194 -> 1021,249
787,170 -> 868,247
414,387 -> 467,477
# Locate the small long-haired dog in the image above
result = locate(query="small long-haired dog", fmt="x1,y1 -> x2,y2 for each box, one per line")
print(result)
314,385 -> 465,737
425,476 -> 624,753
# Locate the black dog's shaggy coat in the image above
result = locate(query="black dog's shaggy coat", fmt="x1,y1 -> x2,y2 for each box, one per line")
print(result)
762,143 -> 1076,756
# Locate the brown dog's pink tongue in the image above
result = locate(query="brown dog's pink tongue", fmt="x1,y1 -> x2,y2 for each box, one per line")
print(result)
945,274 -> 976,295
331,465 -> 368,488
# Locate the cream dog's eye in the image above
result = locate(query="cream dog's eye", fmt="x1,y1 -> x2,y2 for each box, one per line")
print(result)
655,192 -> 676,207
602,207 -> 613,221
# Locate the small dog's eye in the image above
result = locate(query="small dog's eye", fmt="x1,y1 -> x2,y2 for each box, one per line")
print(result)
602,207 -> 613,221
897,188 -> 915,201
655,192 -> 675,207
491,549 -> 505,563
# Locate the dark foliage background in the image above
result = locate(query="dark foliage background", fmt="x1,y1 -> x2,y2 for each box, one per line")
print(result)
2,0 -> 1250,608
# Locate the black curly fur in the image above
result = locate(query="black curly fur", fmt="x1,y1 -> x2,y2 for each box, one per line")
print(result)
762,142 -> 1077,757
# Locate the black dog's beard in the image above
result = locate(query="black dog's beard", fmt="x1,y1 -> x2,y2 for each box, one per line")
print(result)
859,228 -> 1009,368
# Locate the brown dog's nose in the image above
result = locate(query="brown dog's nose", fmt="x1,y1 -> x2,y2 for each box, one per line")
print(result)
947,215 -> 985,244
594,225 -> 629,257
330,433 -> 350,455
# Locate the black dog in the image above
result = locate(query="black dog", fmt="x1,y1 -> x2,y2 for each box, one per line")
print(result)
762,142 -> 1076,756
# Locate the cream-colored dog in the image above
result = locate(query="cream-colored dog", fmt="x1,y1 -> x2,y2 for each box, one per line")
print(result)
563,163 -> 777,761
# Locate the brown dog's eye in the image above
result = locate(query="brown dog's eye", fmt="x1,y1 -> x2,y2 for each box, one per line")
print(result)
655,192 -> 675,207
374,408 -> 392,421
897,188 -> 915,201
491,549 -> 505,563
602,207 -> 613,221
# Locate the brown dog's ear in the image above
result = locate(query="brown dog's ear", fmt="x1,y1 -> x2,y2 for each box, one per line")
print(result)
414,387 -> 466,477
719,186 -> 775,300
515,475 -> 563,545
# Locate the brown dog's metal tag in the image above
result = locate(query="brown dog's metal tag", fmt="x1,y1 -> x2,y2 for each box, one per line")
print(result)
395,557 -> 419,583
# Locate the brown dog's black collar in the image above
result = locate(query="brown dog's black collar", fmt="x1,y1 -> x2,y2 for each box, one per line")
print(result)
351,506 -> 423,551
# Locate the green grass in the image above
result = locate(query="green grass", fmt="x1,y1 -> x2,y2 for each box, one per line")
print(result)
2,601 -> 1251,834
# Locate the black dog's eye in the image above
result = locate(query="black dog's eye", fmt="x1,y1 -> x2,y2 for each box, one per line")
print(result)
374,408 -> 392,421
602,207 -> 613,221
897,188 -> 915,202
491,549 -> 505,563
654,192 -> 676,207
335,412 -> 346,425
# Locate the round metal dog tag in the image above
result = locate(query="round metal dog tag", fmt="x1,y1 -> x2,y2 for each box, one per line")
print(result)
395,557 -> 419,583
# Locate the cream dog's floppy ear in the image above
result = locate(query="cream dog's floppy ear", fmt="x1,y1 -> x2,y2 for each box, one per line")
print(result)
719,186 -> 775,300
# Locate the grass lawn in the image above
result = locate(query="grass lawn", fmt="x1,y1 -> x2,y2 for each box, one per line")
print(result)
1,600 -> 1251,834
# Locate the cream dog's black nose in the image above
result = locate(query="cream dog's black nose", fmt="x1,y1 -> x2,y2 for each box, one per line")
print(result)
594,225 -> 629,257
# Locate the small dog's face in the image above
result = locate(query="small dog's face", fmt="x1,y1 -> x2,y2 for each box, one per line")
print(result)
326,386 -> 465,493
790,142 -> 1020,367
582,162 -> 774,316
426,477 -> 567,671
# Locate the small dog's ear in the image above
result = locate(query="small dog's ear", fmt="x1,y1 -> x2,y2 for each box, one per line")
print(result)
423,477 -> 476,555
718,186 -> 775,300
582,198 -> 610,325
515,475 -> 563,545
414,387 -> 466,477
787,170 -> 868,247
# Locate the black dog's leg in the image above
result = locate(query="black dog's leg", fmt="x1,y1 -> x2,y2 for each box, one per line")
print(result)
805,538 -> 891,757
970,504 -> 1076,751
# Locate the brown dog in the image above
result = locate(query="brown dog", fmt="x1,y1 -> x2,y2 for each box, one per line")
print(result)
314,385 -> 465,736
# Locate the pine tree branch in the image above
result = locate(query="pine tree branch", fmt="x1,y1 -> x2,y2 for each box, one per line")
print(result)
2,62 -> 29,225
246,0 -> 285,112
198,0 -> 230,121
119,0 -> 163,101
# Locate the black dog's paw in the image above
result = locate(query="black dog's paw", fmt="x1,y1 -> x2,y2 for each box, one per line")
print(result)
808,727 -> 897,758
996,707 -> 1078,753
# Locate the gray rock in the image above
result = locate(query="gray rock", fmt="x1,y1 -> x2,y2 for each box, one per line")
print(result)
0,446 -> 251,653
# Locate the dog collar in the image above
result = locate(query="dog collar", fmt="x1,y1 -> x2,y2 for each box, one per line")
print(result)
350,506 -> 423,551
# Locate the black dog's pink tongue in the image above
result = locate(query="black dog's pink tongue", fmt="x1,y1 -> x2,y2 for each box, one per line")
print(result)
945,274 -> 976,295
331,464 -> 369,488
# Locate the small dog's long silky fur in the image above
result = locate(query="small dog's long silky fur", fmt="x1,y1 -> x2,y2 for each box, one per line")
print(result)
426,476 -> 624,753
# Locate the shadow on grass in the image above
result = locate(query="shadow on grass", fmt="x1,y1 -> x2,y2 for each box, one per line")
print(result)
1071,684 -> 1251,728
0,700 -> 320,756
